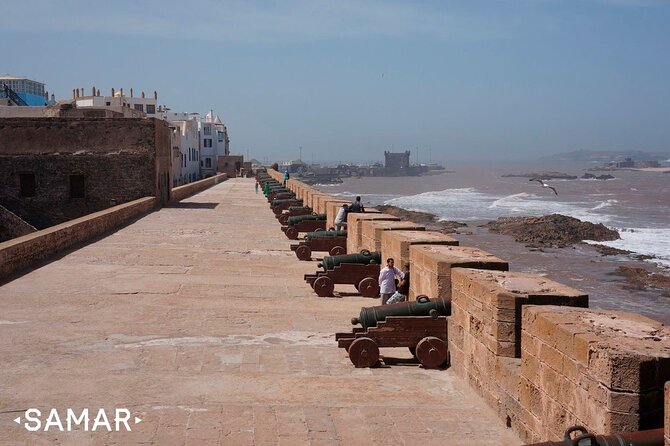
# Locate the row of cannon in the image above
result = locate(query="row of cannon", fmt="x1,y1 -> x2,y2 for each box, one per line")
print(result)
256,170 -> 665,445
256,171 -> 450,369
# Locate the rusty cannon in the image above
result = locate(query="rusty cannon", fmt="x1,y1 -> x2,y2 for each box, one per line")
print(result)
271,198 -> 303,214
523,426 -> 664,446
281,214 -> 327,239
304,250 -> 381,297
335,296 -> 449,368
290,229 -> 347,260
278,206 -> 312,225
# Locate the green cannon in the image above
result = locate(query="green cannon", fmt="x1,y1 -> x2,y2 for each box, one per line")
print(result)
286,214 -> 326,226
283,214 -> 327,239
318,250 -> 380,271
304,229 -> 347,241
352,296 -> 451,330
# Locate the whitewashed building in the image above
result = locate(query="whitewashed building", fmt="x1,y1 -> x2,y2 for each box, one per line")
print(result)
199,110 -> 229,177
165,113 -> 201,187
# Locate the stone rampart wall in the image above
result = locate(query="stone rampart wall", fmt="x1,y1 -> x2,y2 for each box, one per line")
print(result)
170,173 -> 228,202
278,176 -> 670,443
0,204 -> 37,242
0,197 -> 156,281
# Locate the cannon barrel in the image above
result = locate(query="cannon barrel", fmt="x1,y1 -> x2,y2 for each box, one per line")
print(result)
288,206 -> 312,212
351,296 -> 451,330
318,250 -> 380,270
287,214 -> 326,226
304,229 -> 347,241
523,426 -> 663,446
271,198 -> 302,207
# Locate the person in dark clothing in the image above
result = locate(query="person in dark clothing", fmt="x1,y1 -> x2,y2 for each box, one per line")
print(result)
386,262 -> 410,304
349,196 -> 365,213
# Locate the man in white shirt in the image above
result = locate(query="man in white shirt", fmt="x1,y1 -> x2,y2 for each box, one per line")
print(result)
334,203 -> 349,231
378,257 -> 404,304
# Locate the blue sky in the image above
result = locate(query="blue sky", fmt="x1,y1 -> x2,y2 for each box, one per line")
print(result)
4,0 -> 670,163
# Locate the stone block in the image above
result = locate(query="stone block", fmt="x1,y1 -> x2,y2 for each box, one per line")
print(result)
409,246 -> 508,301
380,231 -> 458,278
453,269 -> 586,358
346,213 -> 399,254
523,305 -> 670,434
361,220 -> 425,254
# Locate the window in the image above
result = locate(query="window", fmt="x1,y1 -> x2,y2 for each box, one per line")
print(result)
70,175 -> 85,199
203,125 -> 211,135
106,102 -> 111,106
19,173 -> 36,197
134,104 -> 144,112
188,149 -> 191,162
146,104 -> 156,114
203,139 -> 212,147
205,158 -> 212,168
217,131 -> 224,142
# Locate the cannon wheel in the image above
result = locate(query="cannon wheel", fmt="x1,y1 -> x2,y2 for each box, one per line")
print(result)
329,245 -> 346,256
285,227 -> 299,240
416,337 -> 448,369
313,276 -> 335,297
358,277 -> 380,298
278,214 -> 289,225
408,347 -> 417,358
348,337 -> 379,368
295,245 -> 311,261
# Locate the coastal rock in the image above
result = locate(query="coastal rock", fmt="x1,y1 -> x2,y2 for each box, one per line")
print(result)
611,266 -> 670,297
501,171 -> 578,180
483,214 -> 619,248
596,174 -> 615,180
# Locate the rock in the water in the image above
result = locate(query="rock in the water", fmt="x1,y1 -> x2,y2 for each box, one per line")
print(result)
484,214 -> 619,248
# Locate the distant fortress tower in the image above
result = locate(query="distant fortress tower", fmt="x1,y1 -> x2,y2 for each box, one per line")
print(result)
384,150 -> 410,176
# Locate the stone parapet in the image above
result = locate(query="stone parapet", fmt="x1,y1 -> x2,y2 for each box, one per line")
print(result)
451,269 -> 588,359
409,245 -> 508,301
170,173 -> 228,202
380,230 -> 458,288
347,213 -> 399,254
521,306 -> 670,441
360,220 -> 425,254
0,196 -> 156,281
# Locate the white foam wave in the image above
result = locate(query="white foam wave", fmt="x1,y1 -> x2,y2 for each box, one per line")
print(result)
585,227 -> 670,269
592,200 -> 618,210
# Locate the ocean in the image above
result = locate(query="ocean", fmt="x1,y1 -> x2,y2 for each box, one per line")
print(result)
317,162 -> 670,323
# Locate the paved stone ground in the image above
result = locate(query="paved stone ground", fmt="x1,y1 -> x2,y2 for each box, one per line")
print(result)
0,179 -> 521,445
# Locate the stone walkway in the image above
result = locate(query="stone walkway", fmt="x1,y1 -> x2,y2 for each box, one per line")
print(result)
0,178 -> 521,445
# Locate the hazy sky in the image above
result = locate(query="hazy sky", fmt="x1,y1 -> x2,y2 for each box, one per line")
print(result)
4,0 -> 670,163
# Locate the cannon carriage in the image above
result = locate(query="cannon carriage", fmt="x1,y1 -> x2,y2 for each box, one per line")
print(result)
281,214 -> 327,239
271,198 -> 303,214
290,229 -> 347,260
277,206 -> 313,225
303,250 -> 381,297
335,296 -> 451,368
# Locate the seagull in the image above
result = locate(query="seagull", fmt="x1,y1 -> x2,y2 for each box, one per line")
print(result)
529,178 -> 558,195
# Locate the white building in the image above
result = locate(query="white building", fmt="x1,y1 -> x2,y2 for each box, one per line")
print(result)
73,87 -> 160,118
199,110 -> 229,177
165,113 -> 201,187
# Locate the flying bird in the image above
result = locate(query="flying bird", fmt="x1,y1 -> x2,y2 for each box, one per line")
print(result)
529,178 -> 558,195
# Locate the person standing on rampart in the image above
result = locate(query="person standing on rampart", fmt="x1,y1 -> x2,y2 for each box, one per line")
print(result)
378,258 -> 404,305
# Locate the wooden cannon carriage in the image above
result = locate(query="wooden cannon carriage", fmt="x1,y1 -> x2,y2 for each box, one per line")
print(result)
303,250 -> 381,297
277,206 -> 313,225
290,229 -> 347,260
281,214 -> 327,239
335,296 -> 450,368
271,198 -> 303,214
